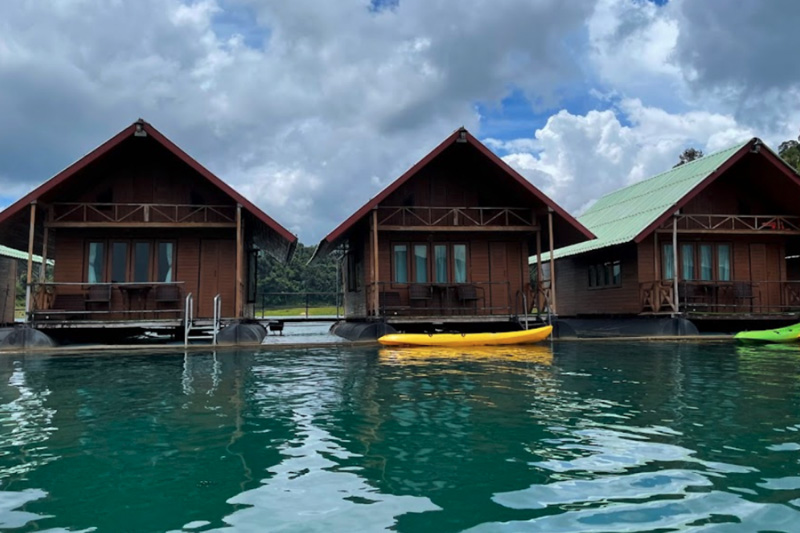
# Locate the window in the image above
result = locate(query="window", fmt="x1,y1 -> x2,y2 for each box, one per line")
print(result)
157,242 -> 175,282
662,244 -> 675,279
588,260 -> 621,288
717,244 -> 731,281
414,244 -> 428,283
453,244 -> 467,283
393,245 -> 408,283
434,245 -> 448,283
663,242 -> 732,281
699,244 -> 713,281
134,242 -> 151,283
111,242 -> 128,283
87,242 -> 105,283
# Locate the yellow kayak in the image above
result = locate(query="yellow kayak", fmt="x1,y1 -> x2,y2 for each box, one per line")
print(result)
378,325 -> 553,347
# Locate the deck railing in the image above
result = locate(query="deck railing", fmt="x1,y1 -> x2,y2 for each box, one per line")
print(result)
660,214 -> 800,233
29,281 -> 186,322
49,203 -> 236,225
372,280 -> 517,318
377,206 -> 536,229
640,280 -> 800,314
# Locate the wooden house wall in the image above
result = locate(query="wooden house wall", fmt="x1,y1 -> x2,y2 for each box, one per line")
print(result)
51,229 -> 236,318
45,137 -> 233,207
343,230 -> 369,318
554,244 -> 640,316
369,231 -> 529,315
0,257 -> 16,325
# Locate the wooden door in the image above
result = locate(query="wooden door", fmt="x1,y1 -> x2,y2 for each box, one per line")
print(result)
489,242 -> 509,314
198,239 -> 236,318
749,243 -> 782,312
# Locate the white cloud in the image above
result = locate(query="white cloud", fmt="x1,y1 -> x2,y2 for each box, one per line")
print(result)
499,99 -> 755,216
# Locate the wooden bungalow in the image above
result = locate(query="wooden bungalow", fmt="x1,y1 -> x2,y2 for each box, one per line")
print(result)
542,138 -> 800,323
311,127 -> 594,331
0,119 -> 297,339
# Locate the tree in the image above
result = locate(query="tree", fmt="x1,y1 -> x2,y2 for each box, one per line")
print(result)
673,147 -> 704,167
779,135 -> 800,172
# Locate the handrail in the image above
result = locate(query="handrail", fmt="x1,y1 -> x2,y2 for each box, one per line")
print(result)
50,202 -> 236,224
184,293 -> 193,347
376,206 -> 536,228
212,294 -> 221,346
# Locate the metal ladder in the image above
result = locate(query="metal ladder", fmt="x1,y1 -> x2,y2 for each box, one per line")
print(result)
184,293 -> 222,346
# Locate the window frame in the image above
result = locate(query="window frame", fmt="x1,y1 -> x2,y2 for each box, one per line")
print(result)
587,259 -> 622,290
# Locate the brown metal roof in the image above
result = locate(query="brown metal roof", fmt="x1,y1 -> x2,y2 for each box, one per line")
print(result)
0,119 -> 297,260
311,127 -> 595,260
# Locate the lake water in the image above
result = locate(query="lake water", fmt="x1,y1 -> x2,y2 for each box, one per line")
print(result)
1,341 -> 800,532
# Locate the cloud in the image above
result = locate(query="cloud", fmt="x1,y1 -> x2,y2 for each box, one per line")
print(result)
496,99 -> 755,216
0,0 -> 594,242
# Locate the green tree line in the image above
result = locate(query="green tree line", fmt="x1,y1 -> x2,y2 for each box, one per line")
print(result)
257,243 -> 341,307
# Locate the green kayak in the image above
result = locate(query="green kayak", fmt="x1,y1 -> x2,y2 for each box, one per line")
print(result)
734,323 -> 800,344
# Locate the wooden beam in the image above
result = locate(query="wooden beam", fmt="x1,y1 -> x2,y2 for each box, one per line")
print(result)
548,208 -> 556,315
45,222 -> 236,229
25,202 -> 36,317
372,209 -> 379,316
378,225 -> 539,232
672,216 -> 679,313
536,227 -> 542,313
39,223 -> 49,282
235,204 -> 243,319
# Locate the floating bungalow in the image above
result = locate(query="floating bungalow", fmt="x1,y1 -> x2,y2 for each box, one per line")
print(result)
541,138 -> 800,333
0,119 -> 297,344
311,127 -> 594,337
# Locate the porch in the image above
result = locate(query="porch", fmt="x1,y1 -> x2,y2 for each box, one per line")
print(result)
370,281 -> 550,322
639,280 -> 800,317
29,281 -> 186,324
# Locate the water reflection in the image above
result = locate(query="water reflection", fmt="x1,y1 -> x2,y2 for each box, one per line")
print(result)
0,343 -> 797,531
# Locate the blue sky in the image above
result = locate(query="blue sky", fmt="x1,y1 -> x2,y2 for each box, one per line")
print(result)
0,0 -> 798,242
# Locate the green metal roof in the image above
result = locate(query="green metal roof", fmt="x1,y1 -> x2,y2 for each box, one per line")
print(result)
0,245 -> 46,263
531,140 -> 750,263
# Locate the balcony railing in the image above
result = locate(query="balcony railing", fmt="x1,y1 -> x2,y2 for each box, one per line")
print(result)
49,203 -> 236,225
640,280 -> 800,314
659,214 -> 800,233
29,281 -> 185,323
377,206 -> 537,229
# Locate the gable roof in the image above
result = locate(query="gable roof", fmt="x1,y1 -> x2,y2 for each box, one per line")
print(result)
0,245 -> 46,264
533,137 -> 800,262
0,119 -> 297,261
311,127 -> 595,261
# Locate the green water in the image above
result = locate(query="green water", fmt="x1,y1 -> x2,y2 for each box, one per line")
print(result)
1,342 -> 800,532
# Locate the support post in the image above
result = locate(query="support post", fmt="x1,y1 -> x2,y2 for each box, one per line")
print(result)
371,209 -> 379,316
235,204 -> 243,318
39,223 -> 49,282
548,208 -> 556,315
672,214 -> 679,313
25,202 -> 37,318
536,226 -> 543,313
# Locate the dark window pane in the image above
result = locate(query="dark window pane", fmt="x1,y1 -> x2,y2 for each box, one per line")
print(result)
134,242 -> 150,283
157,242 -> 174,282
613,261 -> 621,285
111,242 -> 128,283
87,242 -> 105,283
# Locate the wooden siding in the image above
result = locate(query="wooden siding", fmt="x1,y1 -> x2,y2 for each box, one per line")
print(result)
370,232 -> 530,316
554,243 -> 640,316
50,229 -> 236,319
0,257 -> 15,325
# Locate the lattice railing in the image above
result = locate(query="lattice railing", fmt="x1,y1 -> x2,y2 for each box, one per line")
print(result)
663,215 -> 800,232
50,203 -> 236,224
377,206 -> 536,228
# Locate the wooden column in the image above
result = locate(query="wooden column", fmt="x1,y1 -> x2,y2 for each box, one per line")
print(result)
25,202 -> 37,317
548,208 -> 556,314
371,209 -> 379,316
672,215 -> 679,313
39,224 -> 49,282
536,227 -> 543,312
235,204 -> 243,318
